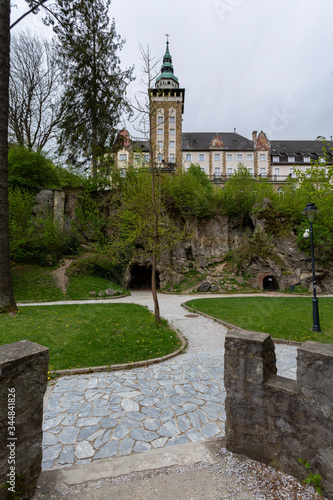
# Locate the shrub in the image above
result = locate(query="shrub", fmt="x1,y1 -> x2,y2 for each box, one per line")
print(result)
164,164 -> 214,219
216,166 -> 275,218
9,187 -> 76,264
8,144 -> 61,190
67,254 -> 125,284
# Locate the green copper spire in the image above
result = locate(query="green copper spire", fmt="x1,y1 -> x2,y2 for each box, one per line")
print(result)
155,39 -> 179,88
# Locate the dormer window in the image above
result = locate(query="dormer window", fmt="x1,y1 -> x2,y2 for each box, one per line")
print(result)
288,156 -> 295,163
273,156 -> 280,162
304,156 -> 310,163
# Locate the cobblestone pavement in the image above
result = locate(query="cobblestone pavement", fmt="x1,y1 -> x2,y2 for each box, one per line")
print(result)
39,292 -> 298,471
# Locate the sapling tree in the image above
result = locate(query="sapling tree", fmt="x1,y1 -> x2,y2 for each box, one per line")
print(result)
105,169 -> 188,325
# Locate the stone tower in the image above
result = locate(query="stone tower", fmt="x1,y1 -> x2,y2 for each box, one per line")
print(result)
150,39 -> 185,169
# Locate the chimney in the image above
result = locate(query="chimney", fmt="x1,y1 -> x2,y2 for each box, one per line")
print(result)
252,130 -> 258,142
234,128 -> 236,133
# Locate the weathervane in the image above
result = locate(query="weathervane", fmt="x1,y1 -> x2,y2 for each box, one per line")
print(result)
165,33 -> 169,43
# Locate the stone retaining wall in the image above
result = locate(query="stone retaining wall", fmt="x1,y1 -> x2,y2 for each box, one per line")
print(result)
224,329 -> 333,499
0,341 -> 49,500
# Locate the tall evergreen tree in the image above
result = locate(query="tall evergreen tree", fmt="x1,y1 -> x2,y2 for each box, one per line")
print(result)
54,0 -> 134,178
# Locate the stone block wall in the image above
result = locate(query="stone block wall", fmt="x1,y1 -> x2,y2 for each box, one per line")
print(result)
0,341 -> 49,500
224,329 -> 333,499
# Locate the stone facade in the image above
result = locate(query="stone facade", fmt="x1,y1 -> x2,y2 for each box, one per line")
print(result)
0,341 -> 49,499
224,329 -> 333,499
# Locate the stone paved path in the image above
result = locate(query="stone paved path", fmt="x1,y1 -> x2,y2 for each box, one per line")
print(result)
35,292 -> 298,471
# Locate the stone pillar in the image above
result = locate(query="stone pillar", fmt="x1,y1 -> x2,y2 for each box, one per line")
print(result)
225,330 -> 333,499
0,341 -> 49,500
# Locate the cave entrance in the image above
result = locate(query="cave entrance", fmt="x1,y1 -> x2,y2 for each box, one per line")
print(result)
263,275 -> 279,291
129,265 -> 160,290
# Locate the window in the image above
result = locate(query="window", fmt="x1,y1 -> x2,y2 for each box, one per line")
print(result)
304,156 -> 310,163
158,141 -> 163,148
158,116 -> 163,123
248,167 -> 254,176
214,154 -> 220,161
169,153 -> 175,162
169,141 -> 175,148
236,153 -> 243,162
201,167 -> 205,172
199,153 -> 205,162
157,154 -> 163,162
260,168 -> 266,177
143,153 -> 149,162
320,157 -> 325,163
247,153 -> 253,161
272,156 -> 280,162
288,156 -> 295,163
226,153 -> 233,161
274,167 -> 280,178
214,167 -> 221,177
169,116 -> 175,123
227,167 -> 233,177
185,153 -> 192,162
119,154 -> 127,161
157,128 -> 163,135
289,167 -> 296,178
134,153 -> 141,163
169,128 -> 175,136
260,154 -> 266,161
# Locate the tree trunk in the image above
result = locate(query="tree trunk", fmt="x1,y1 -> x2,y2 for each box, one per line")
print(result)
0,0 -> 17,313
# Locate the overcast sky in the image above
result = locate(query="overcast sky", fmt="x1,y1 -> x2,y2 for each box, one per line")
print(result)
11,0 -> 333,142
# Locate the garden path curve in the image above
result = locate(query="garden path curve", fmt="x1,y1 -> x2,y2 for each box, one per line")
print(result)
20,292 -> 298,470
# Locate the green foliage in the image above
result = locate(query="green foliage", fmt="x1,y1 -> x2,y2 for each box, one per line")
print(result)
8,187 -> 74,264
216,166 -> 275,218
164,164 -> 214,219
271,177 -> 306,221
8,144 -> 61,190
293,153 -> 333,263
225,229 -> 282,271
298,459 -> 322,495
72,187 -> 107,243
67,254 -> 125,284
106,170 -> 188,265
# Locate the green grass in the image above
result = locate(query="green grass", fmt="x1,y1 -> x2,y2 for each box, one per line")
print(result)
11,264 -> 126,301
66,275 -> 124,299
0,304 -> 182,370
184,297 -> 333,343
11,264 -> 65,301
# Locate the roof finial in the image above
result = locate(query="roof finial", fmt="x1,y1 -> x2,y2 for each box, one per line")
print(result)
165,33 -> 169,45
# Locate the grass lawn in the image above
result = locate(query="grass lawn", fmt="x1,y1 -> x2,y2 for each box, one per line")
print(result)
184,297 -> 333,343
11,264 -> 64,301
11,264 -> 125,302
0,303 -> 182,370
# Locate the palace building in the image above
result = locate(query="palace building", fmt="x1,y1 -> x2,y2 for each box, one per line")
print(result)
115,41 -> 332,185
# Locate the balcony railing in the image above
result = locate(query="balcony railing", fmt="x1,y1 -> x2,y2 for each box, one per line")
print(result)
210,173 -> 293,183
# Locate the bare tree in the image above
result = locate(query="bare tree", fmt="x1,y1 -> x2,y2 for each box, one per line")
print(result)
9,30 -> 63,151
